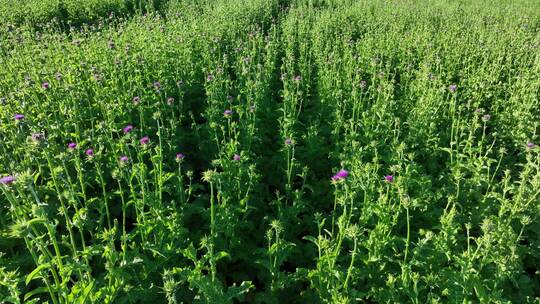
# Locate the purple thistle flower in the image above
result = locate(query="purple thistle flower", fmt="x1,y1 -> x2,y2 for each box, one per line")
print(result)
526,141 -> 536,149
119,155 -> 129,163
140,136 -> 150,145
448,84 -> 457,93
14,114 -> 24,121
153,81 -> 161,90
167,97 -> 174,105
85,149 -> 94,156
233,154 -> 241,161
206,74 -> 214,82
331,169 -> 349,181
41,82 -> 50,90
0,175 -> 16,185
285,138 -> 293,146
132,96 -> 140,105
384,175 -> 394,183
336,169 -> 349,178
482,114 -> 491,122
224,109 -> 233,117
176,153 -> 185,161
31,132 -> 45,142
67,142 -> 77,149
123,125 -> 133,134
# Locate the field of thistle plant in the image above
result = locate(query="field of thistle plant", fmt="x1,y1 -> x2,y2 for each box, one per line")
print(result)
0,0 -> 168,29
1,0 -> 540,303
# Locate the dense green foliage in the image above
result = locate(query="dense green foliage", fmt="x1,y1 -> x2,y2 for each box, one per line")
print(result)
1,0 -> 540,303
0,0 -> 167,27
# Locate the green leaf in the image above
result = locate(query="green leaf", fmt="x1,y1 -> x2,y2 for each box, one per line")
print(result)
81,279 -> 95,304
182,243 -> 197,262
33,172 -> 40,184
24,286 -> 50,301
214,251 -> 229,261
302,235 -> 319,245
25,263 -> 50,286
225,281 -> 253,301
26,218 -> 47,227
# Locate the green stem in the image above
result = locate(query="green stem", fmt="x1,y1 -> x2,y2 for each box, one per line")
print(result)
209,181 -> 216,282
45,154 -> 79,260
96,163 -> 112,229
404,206 -> 410,264
343,237 -> 357,290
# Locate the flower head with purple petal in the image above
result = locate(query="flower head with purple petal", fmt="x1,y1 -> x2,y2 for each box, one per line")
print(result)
132,96 -> 140,105
140,136 -> 150,145
0,175 -> 15,185
167,97 -> 174,105
285,138 -> 293,146
123,125 -> 133,134
176,153 -> 185,162
68,142 -> 77,149
85,149 -> 94,157
233,154 -> 241,161
331,169 -> 349,182
526,141 -> 536,149
224,109 -> 233,117
42,82 -> 50,90
14,114 -> 24,121
384,175 -> 394,183
448,84 -> 457,93
119,156 -> 129,163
